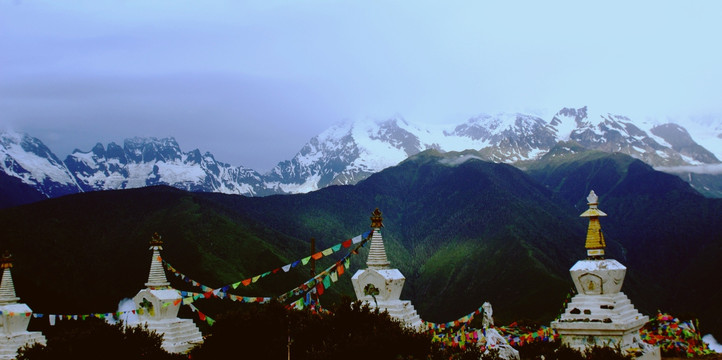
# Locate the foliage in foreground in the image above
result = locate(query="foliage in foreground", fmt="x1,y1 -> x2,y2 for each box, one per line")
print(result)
17,318 -> 184,360
14,300 -> 670,360
190,298 -> 480,360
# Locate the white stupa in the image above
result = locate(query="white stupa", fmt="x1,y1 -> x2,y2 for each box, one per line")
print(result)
551,191 -> 660,360
129,233 -> 203,354
0,252 -> 46,360
351,209 -> 423,329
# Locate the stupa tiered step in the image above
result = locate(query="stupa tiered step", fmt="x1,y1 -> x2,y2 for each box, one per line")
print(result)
554,292 -> 649,334
0,331 -> 47,360
369,300 -> 423,329
142,318 -> 203,354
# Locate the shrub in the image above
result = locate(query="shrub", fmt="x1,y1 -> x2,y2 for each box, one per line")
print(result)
190,297 -> 477,360
16,318 -> 184,360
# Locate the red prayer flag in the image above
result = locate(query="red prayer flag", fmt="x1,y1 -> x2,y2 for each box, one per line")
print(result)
342,239 -> 352,248
311,252 -> 323,260
336,262 -> 344,276
242,279 -> 252,286
316,283 -> 324,295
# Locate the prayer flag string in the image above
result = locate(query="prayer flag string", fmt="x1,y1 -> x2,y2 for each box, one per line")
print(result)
422,304 -> 484,331
277,230 -> 372,304
163,231 -> 369,292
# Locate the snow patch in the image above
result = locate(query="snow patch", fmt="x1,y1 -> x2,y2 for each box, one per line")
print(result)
552,114 -> 577,141
1,140 -> 75,186
278,173 -> 322,194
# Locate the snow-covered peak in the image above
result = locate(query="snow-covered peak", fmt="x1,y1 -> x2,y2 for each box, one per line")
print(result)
669,115 -> 722,161
0,131 -> 81,197
549,106 -> 589,140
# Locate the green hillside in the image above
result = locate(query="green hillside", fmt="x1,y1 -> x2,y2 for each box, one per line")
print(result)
0,186 -> 312,315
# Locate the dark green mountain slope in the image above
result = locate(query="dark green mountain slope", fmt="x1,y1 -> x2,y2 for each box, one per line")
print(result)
201,150 -> 593,323
0,186 -> 311,315
0,172 -> 46,208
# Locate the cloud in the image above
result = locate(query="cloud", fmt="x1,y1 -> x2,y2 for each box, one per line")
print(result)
440,154 -> 485,167
655,164 -> 722,175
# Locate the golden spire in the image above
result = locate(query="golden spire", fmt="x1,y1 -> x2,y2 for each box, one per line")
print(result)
580,190 -> 607,258
370,208 -> 384,229
149,232 -> 164,250
1,251 -> 12,269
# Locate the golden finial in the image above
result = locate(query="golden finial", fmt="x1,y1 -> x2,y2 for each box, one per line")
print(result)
370,208 -> 384,228
149,232 -> 164,249
580,190 -> 607,258
1,251 -> 13,269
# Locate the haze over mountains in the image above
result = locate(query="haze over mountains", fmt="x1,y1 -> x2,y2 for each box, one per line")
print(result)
2,106 -> 721,209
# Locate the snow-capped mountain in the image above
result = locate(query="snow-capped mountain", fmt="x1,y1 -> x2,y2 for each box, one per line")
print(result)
1,106 -> 720,206
265,117 -> 434,193
263,106 -> 719,195
63,137 -> 269,196
0,132 -> 82,198
550,107 -> 719,166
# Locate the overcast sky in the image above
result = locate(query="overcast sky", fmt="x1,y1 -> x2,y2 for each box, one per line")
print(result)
1,1 -> 720,171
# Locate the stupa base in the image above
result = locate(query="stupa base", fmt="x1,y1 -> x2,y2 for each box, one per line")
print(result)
362,299 -> 423,330
0,331 -> 46,360
134,318 -> 203,354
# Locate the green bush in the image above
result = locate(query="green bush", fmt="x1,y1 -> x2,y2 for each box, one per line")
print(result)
17,318 -> 184,360
190,297 -> 480,360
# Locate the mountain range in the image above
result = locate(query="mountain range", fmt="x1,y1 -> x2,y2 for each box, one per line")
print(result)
2,106 -> 722,209
2,148 -> 721,339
